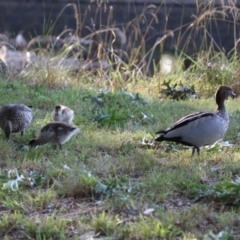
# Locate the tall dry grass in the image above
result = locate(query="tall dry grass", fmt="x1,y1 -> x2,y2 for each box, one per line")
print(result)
15,0 -> 240,96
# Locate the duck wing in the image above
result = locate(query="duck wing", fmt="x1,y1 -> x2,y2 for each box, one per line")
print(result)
156,112 -> 205,134
156,112 -> 226,147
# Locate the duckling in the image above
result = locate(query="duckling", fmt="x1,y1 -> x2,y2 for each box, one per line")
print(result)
51,105 -> 74,124
15,31 -> 27,50
0,104 -> 33,140
155,85 -> 235,156
28,122 -> 79,149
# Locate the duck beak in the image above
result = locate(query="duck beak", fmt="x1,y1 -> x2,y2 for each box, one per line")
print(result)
231,91 -> 236,99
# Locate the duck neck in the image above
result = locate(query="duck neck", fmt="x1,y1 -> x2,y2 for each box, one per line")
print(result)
216,97 -> 225,112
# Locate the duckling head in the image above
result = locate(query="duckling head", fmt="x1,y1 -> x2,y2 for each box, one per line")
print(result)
55,105 -> 62,115
28,139 -> 38,148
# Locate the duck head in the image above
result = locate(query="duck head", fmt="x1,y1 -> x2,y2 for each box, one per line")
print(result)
215,85 -> 235,109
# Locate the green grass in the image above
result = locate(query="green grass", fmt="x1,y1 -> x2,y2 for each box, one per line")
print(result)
2,0 -> 240,238
0,72 -> 240,239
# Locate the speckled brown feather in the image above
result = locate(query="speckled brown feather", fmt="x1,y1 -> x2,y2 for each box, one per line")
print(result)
0,104 -> 33,140
29,122 -> 79,149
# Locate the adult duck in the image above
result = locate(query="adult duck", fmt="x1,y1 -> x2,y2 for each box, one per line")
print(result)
155,85 -> 235,156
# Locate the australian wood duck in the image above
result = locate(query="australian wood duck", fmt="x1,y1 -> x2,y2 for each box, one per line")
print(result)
51,105 -> 74,124
0,104 -> 33,140
28,122 -> 79,149
155,85 -> 235,156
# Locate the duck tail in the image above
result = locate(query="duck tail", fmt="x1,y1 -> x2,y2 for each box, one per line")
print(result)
71,127 -> 80,135
155,131 -> 165,142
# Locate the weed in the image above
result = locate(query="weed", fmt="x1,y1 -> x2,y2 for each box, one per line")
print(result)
57,171 -> 98,198
128,215 -> 182,239
160,80 -> 197,100
179,176 -> 240,205
22,215 -> 68,239
24,189 -> 57,210
92,212 -> 121,236
0,212 -> 24,236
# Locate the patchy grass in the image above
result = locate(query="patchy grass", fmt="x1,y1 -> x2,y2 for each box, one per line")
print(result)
0,71 -> 240,240
2,0 -> 240,238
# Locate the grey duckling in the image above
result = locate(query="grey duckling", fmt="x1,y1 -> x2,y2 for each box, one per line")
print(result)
0,104 -> 33,140
28,122 -> 79,149
51,105 -> 74,124
155,85 -> 235,156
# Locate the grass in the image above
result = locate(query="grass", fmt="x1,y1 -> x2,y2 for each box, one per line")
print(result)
0,70 -> 240,239
2,0 -> 240,239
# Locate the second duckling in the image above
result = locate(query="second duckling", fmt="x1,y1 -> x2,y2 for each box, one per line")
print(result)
28,122 -> 79,149
51,105 -> 74,124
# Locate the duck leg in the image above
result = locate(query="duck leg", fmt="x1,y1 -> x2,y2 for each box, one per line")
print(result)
192,146 -> 200,157
4,120 -> 12,140
20,130 -> 25,137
